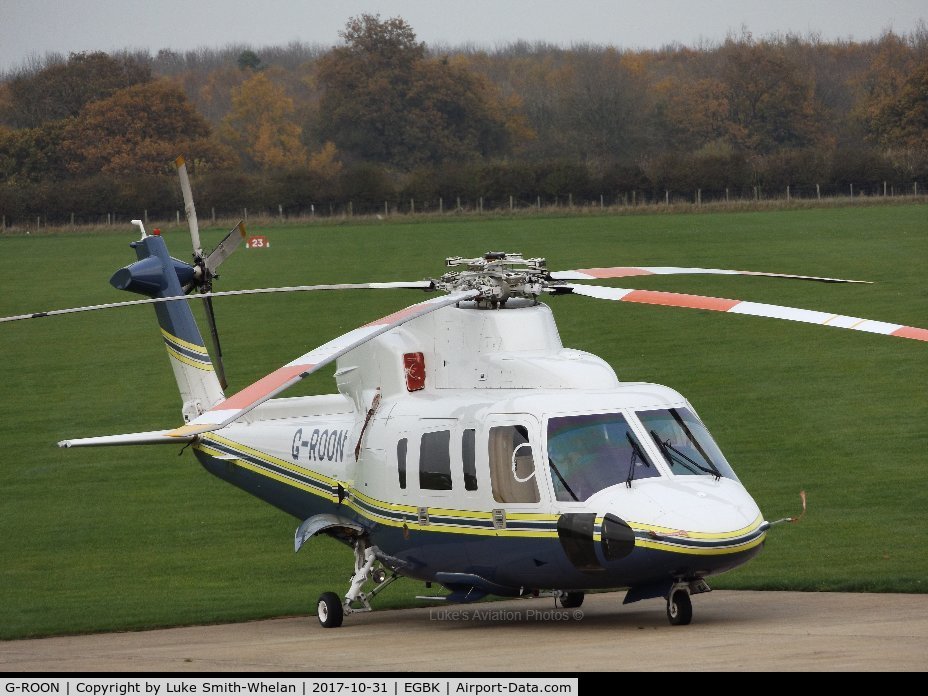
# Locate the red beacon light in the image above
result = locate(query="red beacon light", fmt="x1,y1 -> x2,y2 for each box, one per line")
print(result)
152,228 -> 161,236
403,352 -> 425,392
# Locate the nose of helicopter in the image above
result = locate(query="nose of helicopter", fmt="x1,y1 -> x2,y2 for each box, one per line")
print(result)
593,477 -> 763,540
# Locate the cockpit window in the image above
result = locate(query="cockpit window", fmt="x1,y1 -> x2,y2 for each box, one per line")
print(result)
637,407 -> 739,482
546,412 -> 657,502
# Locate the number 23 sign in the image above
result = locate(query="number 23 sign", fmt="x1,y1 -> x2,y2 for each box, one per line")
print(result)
246,235 -> 269,249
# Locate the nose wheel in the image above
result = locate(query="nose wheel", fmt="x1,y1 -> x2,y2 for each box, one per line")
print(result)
666,588 -> 693,625
317,592 -> 344,628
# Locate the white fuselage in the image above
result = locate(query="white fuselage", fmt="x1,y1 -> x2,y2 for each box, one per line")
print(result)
194,302 -> 766,592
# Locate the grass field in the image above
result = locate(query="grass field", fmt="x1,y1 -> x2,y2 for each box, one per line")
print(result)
0,204 -> 925,639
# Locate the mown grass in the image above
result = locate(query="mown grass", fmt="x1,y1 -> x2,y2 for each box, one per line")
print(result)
0,204 -> 925,639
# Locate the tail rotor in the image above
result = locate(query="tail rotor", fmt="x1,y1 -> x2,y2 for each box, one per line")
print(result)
175,156 -> 246,390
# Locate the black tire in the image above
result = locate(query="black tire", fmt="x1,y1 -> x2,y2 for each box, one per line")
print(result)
558,592 -> 585,609
667,589 -> 692,626
317,592 -> 344,628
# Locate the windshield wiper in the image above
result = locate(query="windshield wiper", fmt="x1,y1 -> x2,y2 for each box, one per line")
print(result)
625,433 -> 651,488
650,430 -> 721,480
549,457 -> 580,502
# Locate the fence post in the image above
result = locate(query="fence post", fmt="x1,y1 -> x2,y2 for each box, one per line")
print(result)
632,191 -> 636,206
600,194 -> 604,209
568,193 -> 573,208
439,197 -> 443,213
816,184 -> 821,200
457,196 -> 461,211
279,204 -> 283,221
71,212 -> 75,227
883,181 -> 887,197
510,195 -> 513,211
176,211 -> 180,225
665,190 -> 669,205
212,207 -> 216,223
536,196 -> 540,209
725,188 -> 729,202
384,201 -> 389,217
850,184 -> 854,197
244,207 -> 248,221
787,185 -> 790,202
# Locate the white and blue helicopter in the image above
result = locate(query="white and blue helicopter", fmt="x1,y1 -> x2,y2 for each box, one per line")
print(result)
4,158 -> 926,628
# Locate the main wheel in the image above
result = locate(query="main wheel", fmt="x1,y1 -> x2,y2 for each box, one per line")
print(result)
317,592 -> 344,628
667,589 -> 692,626
558,592 -> 585,609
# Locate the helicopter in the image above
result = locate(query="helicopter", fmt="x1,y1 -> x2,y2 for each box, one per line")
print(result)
3,158 -> 926,630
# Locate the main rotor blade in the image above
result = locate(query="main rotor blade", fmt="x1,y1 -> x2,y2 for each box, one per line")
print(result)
168,289 -> 480,437
562,283 -> 928,342
0,281 -> 435,324
202,295 -> 228,390
550,266 -> 871,284
175,155 -> 202,258
205,221 -> 246,275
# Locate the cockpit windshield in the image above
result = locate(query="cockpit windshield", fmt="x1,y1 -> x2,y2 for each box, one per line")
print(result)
636,407 -> 739,482
546,412 -> 657,502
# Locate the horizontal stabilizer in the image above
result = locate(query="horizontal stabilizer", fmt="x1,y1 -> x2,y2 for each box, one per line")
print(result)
58,429 -> 196,448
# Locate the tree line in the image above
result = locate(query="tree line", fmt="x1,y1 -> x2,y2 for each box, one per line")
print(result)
1,15 -> 926,225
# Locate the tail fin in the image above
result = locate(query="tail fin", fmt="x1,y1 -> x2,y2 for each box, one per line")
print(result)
110,232 -> 224,421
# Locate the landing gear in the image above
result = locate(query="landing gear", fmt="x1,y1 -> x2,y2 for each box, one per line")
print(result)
317,592 -> 344,628
317,537 -> 398,628
666,588 -> 693,626
557,591 -> 585,609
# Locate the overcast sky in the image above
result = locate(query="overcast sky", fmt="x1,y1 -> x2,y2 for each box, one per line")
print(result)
2,0 -> 925,73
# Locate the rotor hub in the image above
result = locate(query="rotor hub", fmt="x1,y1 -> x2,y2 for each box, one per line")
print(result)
433,252 -> 554,307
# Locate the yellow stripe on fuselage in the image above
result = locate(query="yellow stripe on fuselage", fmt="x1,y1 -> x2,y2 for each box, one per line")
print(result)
160,328 -> 211,354
165,344 -> 215,371
194,435 -> 765,549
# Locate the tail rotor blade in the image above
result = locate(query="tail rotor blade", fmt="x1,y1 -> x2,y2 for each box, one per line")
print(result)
205,221 -> 247,275
202,295 -> 228,390
175,155 -> 202,258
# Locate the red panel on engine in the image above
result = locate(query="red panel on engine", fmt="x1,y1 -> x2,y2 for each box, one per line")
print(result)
403,352 -> 426,392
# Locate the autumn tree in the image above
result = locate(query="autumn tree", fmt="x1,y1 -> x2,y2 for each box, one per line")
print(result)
221,70 -> 307,171
718,38 -> 822,153
1,51 -> 151,129
315,14 -> 513,169
653,77 -> 731,152
862,59 -> 928,177
59,80 -> 235,175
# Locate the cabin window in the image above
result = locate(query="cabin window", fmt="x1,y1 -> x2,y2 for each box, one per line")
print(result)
420,430 -> 452,490
397,438 -> 407,489
489,425 -> 540,504
462,429 -> 478,491
637,407 -> 739,482
547,412 -> 658,501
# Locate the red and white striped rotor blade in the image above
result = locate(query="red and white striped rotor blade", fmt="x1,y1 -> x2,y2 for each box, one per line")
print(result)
551,266 -> 871,284
563,283 -> 928,343
168,289 -> 479,437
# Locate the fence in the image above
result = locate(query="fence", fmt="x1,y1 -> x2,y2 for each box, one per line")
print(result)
1,180 -> 924,233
